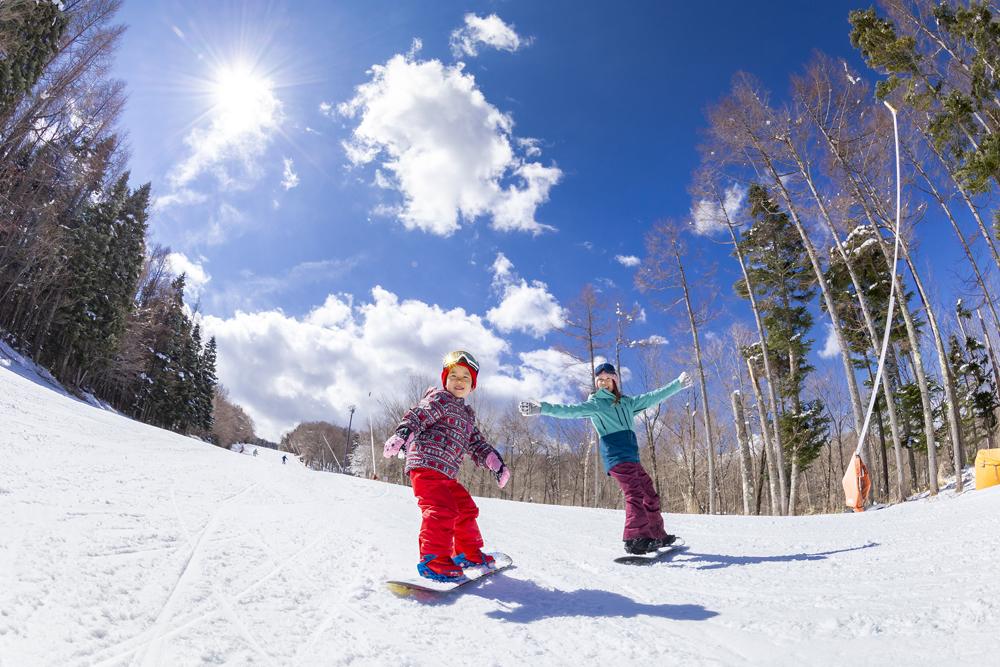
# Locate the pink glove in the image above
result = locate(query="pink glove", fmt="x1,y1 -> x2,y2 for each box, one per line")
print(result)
485,451 -> 510,489
383,426 -> 414,458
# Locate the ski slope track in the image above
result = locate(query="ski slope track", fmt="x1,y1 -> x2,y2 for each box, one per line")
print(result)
1,346 -> 997,666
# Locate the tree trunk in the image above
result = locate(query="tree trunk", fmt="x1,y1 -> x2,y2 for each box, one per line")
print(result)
673,241 -> 717,513
977,309 -> 1000,440
718,197 -> 788,514
892,233 -> 966,491
922,135 -> 1000,273
907,143 -> 1000,333
755,436 -> 769,515
684,403 -> 700,513
747,358 -> 780,515
731,390 -> 755,515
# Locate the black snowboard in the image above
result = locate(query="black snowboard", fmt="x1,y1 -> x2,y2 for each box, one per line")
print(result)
614,543 -> 686,565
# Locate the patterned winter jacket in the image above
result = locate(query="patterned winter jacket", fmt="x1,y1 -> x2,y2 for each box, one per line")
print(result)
397,387 -> 498,479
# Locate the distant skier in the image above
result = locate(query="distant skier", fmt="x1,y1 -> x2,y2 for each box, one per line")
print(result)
252,448 -> 258,457
519,362 -> 691,555
383,350 -> 510,583
282,455 -> 288,464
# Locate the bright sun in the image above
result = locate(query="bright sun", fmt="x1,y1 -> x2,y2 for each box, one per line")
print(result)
210,63 -> 277,133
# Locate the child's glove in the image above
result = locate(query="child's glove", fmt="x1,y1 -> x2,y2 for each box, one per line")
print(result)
383,426 -> 414,458
485,451 -> 511,489
678,371 -> 693,389
518,399 -> 541,417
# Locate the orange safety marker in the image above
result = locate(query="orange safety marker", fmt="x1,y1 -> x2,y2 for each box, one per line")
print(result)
842,454 -> 872,513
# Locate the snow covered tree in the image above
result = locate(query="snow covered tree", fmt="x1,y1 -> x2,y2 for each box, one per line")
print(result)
196,335 -> 218,434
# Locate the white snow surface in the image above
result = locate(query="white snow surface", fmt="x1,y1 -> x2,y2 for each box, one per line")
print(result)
1,354 -> 998,666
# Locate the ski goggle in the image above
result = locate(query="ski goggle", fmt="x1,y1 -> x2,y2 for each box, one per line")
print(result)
442,350 -> 480,372
594,362 -> 617,377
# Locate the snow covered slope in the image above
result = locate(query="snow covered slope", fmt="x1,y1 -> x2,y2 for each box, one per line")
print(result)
1,359 -> 997,666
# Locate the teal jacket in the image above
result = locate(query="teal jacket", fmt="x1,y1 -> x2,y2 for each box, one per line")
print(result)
540,378 -> 685,474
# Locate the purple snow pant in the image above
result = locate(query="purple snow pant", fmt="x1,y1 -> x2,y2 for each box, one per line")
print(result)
609,462 -> 667,541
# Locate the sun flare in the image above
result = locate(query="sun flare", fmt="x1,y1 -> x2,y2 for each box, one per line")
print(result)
210,63 -> 277,133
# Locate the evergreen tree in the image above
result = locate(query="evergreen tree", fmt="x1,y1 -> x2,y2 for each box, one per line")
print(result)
0,0 -> 67,119
737,184 -> 828,507
949,303 -> 999,451
42,173 -> 150,387
850,3 -> 1000,194
895,379 -> 945,452
824,225 -> 912,362
197,335 -> 218,434
139,275 -> 189,430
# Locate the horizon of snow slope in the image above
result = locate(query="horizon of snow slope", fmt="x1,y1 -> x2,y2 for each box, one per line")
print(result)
1,347 -> 998,666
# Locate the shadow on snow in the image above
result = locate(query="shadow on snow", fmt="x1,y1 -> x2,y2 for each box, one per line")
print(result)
406,570 -> 718,623
670,542 -> 880,571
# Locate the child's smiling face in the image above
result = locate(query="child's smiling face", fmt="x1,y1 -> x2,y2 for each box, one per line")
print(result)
445,364 -> 474,399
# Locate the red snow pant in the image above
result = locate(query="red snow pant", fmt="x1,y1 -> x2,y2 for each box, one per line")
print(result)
409,468 -> 485,570
609,462 -> 667,541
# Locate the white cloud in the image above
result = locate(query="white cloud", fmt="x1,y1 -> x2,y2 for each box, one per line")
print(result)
490,348 -> 593,404
491,252 -> 515,281
339,51 -> 560,236
486,253 -> 565,338
691,183 -> 746,236
450,13 -> 529,58
615,254 -> 640,267
517,137 -> 542,157
819,324 -> 842,359
166,66 -> 282,196
200,280 -> 604,441
201,286 -> 511,440
165,252 -> 211,301
634,334 -> 668,346
152,188 -> 207,212
281,157 -> 299,190
318,101 -> 334,116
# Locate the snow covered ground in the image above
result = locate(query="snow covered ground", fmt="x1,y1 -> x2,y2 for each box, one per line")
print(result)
1,351 -> 998,666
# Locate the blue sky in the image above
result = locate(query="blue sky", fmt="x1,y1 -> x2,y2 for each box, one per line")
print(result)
110,0 -> 954,440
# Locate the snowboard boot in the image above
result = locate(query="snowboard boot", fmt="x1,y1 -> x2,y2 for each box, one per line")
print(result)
417,554 -> 466,583
651,534 -> 678,549
623,537 -> 657,554
453,551 -> 496,569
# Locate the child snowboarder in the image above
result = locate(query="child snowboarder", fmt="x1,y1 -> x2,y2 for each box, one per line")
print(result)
383,350 -> 511,582
519,362 -> 691,555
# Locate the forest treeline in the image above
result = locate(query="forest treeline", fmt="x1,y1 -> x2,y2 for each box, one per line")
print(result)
3,1 -> 999,515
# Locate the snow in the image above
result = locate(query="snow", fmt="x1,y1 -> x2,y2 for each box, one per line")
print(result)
1,354 -> 999,665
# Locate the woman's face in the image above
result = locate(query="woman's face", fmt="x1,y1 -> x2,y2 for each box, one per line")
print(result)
595,372 -> 617,391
